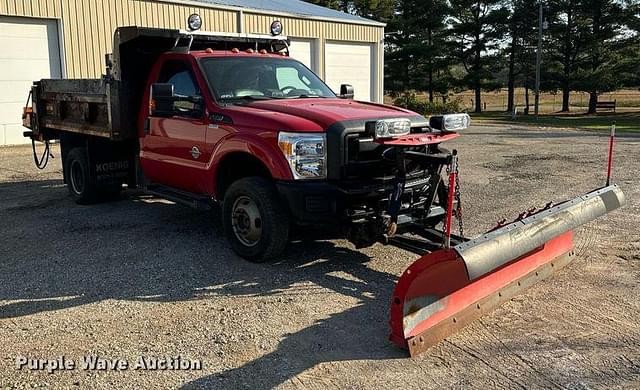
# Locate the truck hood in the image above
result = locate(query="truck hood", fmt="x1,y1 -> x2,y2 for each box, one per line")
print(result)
225,98 -> 424,131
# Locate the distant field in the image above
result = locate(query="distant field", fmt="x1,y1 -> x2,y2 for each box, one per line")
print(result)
387,88 -> 640,114
471,111 -> 640,133
454,88 -> 640,113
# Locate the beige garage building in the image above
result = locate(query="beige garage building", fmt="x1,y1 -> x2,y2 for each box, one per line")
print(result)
0,0 -> 385,145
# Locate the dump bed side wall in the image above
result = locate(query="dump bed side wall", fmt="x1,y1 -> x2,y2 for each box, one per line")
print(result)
32,78 -> 135,141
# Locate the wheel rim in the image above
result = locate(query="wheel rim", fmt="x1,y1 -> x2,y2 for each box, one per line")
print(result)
231,196 -> 263,247
70,160 -> 84,195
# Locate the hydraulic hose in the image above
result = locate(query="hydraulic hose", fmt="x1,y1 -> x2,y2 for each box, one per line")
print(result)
32,138 -> 51,170
24,90 -> 52,170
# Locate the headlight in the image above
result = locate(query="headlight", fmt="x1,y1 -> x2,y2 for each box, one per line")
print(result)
429,113 -> 471,132
278,132 -> 326,180
374,118 -> 411,139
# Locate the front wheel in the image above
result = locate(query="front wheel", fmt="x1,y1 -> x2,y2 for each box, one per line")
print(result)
222,177 -> 290,262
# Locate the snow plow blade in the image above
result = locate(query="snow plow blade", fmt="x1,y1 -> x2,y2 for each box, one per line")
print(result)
389,184 -> 626,357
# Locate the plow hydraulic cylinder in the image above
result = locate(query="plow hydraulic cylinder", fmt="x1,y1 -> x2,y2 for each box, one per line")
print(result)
443,151 -> 457,249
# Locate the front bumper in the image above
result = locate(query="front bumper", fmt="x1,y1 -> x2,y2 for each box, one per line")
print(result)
276,177 -> 436,225
276,181 -> 361,225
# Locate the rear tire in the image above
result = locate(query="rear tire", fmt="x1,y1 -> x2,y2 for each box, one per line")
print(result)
222,177 -> 290,262
65,148 -> 99,204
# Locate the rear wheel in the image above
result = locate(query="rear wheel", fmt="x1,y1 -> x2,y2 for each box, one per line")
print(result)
65,148 -> 99,204
222,177 -> 290,262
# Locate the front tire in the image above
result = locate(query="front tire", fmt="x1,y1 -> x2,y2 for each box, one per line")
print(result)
222,177 -> 290,262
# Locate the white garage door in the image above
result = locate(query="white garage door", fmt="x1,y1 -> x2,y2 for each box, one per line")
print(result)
0,16 -> 62,145
288,39 -> 314,71
325,41 -> 373,102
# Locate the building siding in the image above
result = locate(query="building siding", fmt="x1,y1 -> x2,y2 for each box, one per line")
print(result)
0,0 -> 383,100
242,12 -> 379,42
1,0 -> 237,77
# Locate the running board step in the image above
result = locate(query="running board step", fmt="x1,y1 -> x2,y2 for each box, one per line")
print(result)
145,184 -> 214,211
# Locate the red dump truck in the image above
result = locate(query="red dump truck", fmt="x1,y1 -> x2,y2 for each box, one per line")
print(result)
23,22 -> 625,357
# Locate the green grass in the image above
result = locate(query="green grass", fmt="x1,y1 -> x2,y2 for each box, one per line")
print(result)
471,111 -> 640,133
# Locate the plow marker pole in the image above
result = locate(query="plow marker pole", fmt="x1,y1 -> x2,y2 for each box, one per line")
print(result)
606,122 -> 616,186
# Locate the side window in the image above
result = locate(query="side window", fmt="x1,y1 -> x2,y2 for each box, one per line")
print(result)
157,60 -> 201,114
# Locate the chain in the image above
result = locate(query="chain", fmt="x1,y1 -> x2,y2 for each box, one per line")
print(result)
441,163 -> 452,246
454,161 -> 464,238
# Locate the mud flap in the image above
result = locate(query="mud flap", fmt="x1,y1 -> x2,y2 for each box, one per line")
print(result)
389,185 -> 626,357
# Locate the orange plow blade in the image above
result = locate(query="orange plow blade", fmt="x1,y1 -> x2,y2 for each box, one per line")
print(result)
389,185 -> 625,357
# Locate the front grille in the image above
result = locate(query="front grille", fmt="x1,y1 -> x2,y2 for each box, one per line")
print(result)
342,128 -> 431,183
344,134 -> 395,179
324,116 -> 430,182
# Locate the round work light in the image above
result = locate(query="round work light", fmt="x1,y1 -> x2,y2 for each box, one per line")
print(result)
187,14 -> 202,31
270,20 -> 283,36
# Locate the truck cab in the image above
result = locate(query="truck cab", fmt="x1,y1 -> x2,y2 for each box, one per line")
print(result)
23,25 -> 470,261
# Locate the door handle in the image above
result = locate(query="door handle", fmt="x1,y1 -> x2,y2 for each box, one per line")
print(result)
208,113 -> 233,125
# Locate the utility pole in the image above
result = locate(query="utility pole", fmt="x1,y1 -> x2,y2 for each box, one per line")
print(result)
534,2 -> 543,119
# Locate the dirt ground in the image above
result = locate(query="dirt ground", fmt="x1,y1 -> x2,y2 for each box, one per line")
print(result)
1,125 -> 638,389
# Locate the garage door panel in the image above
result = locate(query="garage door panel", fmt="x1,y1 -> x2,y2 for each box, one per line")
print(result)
289,39 -> 313,70
325,42 -> 373,102
0,102 -> 24,120
0,81 -> 36,103
325,51 -> 370,64
0,16 -> 61,145
0,59 -> 54,81
0,22 -> 51,38
4,123 -> 29,145
0,37 -> 53,58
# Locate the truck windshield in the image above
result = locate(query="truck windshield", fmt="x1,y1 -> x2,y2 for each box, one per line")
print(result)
200,57 -> 336,102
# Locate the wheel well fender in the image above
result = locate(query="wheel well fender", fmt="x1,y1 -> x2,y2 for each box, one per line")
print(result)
209,135 -> 293,199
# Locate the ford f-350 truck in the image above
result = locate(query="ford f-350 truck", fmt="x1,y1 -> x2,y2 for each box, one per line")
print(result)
22,21 -> 628,358
23,25 -> 470,261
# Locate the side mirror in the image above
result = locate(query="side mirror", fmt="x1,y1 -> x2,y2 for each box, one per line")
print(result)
150,83 -> 175,117
339,84 -> 354,99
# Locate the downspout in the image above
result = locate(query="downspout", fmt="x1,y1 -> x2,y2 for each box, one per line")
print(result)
237,9 -> 244,33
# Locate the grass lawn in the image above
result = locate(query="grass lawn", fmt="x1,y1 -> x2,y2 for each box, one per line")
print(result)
471,111 -> 640,133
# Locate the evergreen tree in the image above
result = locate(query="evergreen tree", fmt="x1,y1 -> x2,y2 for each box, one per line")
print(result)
576,0 -> 628,113
303,0 -> 395,21
415,0 -> 453,102
385,0 -> 451,99
449,0 -> 509,112
304,0 -> 349,11
545,0 -> 591,112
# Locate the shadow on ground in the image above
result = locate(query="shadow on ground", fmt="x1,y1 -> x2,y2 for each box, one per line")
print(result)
0,179 -> 407,387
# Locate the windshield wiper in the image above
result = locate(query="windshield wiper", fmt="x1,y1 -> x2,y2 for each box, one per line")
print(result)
220,95 -> 275,104
286,94 -> 326,99
237,95 -> 273,100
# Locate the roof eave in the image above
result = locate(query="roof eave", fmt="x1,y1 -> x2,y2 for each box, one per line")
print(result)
155,0 -> 387,28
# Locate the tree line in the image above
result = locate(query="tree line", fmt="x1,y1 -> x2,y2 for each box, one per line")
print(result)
305,0 -> 640,113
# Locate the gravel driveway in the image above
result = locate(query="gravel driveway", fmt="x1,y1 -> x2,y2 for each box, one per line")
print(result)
1,125 -> 638,389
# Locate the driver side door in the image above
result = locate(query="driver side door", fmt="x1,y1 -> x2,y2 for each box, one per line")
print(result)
141,59 -> 207,193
